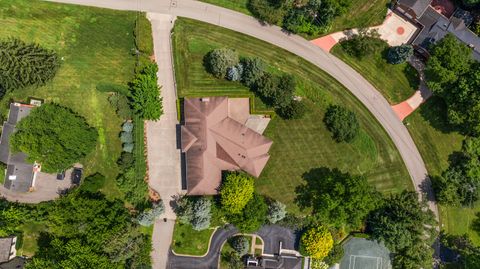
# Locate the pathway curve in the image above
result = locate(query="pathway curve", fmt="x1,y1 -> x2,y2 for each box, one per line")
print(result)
146,13 -> 182,269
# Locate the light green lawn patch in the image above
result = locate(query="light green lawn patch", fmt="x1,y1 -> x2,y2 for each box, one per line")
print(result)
0,0 -> 141,199
330,0 -> 389,33
173,18 -> 411,214
200,0 -> 250,15
255,237 -> 262,245
171,222 -> 215,256
331,43 -> 418,104
404,97 -> 480,244
17,222 -> 47,257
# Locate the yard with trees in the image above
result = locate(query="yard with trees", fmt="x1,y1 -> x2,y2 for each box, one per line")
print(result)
0,0 -> 157,266
173,19 -> 411,214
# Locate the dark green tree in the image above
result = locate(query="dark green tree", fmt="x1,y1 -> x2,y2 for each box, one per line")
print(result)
323,105 -> 359,142
205,48 -> 239,78
130,63 -> 163,120
116,167 -> 149,209
10,103 -> 97,173
228,193 -> 268,232
441,233 -> 480,269
387,45 -> 413,64
0,38 -> 60,93
295,167 -> 381,228
367,191 -> 437,268
247,0 -> 290,25
340,29 -> 384,59
241,57 -> 266,87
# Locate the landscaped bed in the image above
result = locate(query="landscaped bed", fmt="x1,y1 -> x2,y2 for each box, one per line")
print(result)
331,42 -> 418,104
173,18 -> 411,214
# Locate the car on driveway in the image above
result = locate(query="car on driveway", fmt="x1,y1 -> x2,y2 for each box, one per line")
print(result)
71,168 -> 82,185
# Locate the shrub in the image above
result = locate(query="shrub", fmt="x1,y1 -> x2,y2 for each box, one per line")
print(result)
247,0 -> 289,25
0,38 -> 60,92
130,63 -> 163,120
10,104 -> 97,173
323,105 -> 359,142
311,260 -> 329,269
116,167 -> 149,208
283,1 -> 337,36
300,226 -> 333,259
220,172 -> 255,214
340,29 -> 384,59
191,197 -> 212,231
387,45 -> 413,64
324,244 -> 344,265
222,251 -> 243,269
230,236 -> 249,256
255,73 -> 295,110
120,131 -> 133,143
267,200 -> 287,224
108,93 -> 133,120
241,57 -> 266,87
226,64 -> 243,81
228,193 -> 268,232
122,122 -> 134,132
117,152 -> 134,169
123,143 -> 134,153
137,202 -> 165,227
276,99 -> 307,119
205,48 -> 239,78
79,173 -> 106,193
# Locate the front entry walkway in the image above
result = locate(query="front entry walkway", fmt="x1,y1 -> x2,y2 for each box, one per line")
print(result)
311,9 -> 418,52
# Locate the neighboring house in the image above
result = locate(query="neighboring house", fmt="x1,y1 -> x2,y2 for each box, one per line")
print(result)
0,103 -> 40,192
0,237 -> 16,264
0,257 -> 25,269
181,97 -> 272,195
395,0 -> 480,60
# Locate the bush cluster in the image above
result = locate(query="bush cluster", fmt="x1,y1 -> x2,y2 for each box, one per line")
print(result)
387,45 -> 413,65
248,0 -> 352,36
204,48 -> 307,119
175,196 -> 212,231
340,29 -> 385,59
130,63 -> 163,121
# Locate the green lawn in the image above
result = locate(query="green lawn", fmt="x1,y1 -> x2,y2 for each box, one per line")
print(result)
173,18 -> 411,214
171,222 -> 215,256
0,0 -> 141,199
200,0 -> 250,15
403,97 -> 480,244
330,0 -> 389,33
331,43 -> 418,104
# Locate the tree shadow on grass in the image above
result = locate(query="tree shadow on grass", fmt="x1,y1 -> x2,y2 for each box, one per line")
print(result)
417,96 -> 459,134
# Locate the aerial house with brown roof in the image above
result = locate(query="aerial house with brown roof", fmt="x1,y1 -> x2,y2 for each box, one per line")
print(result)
181,97 -> 272,195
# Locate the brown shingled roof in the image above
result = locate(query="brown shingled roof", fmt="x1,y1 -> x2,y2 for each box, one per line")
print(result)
182,97 -> 272,195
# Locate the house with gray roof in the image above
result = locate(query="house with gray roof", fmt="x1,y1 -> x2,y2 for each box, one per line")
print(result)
395,0 -> 480,60
0,103 -> 39,192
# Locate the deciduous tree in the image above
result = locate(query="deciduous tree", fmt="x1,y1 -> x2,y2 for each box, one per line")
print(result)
205,48 -> 239,78
220,172 -> 255,214
323,105 -> 359,142
10,103 -> 97,173
130,63 -> 163,120
300,226 -> 333,259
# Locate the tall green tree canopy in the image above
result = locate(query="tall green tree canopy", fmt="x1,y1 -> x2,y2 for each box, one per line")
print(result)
295,167 -> 381,228
130,63 -> 163,120
367,191 -> 437,268
10,103 -> 97,173
0,38 -> 60,93
220,172 -> 255,214
323,105 -> 359,142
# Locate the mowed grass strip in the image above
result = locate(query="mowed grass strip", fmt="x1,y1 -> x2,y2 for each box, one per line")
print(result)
403,97 -> 480,244
200,0 -> 251,15
173,18 -> 411,214
331,43 -> 418,104
0,0 -> 138,199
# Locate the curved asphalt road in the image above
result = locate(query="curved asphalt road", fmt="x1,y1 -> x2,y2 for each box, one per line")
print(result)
45,0 -> 437,217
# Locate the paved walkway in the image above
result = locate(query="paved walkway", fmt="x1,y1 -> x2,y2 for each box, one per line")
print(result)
392,56 -> 432,120
311,9 -> 417,52
146,13 -> 182,269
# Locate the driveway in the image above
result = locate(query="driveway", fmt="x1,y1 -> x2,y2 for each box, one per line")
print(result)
0,170 -> 72,203
255,225 -> 299,255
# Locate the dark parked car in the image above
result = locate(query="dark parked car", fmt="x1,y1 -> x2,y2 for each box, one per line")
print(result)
56,171 -> 65,180
71,168 -> 83,185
